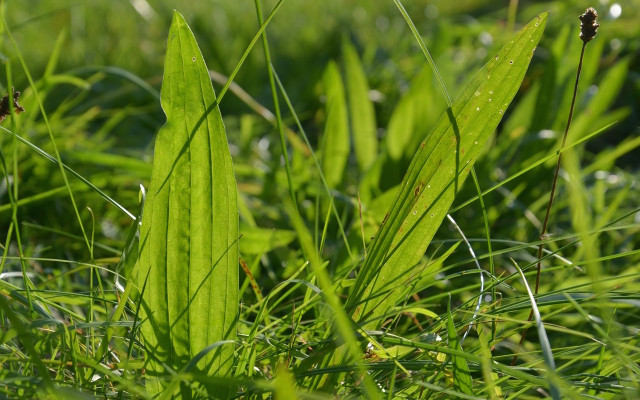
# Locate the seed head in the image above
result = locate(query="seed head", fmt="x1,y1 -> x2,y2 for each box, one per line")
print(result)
579,7 -> 599,43
0,89 -> 25,123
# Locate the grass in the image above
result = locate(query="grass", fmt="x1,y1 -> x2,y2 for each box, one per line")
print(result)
1,0 -> 639,398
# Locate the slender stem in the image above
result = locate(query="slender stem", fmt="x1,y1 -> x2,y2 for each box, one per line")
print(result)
393,0 -> 452,107
535,42 -> 586,292
507,0 -> 519,32
512,41 -> 587,366
253,0 -> 298,212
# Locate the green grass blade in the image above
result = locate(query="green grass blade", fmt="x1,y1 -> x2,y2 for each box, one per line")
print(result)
512,261 -> 561,400
447,297 -> 474,396
0,127 -> 136,220
477,324 -> 501,399
253,0 -> 298,211
321,61 -> 350,188
273,69 -> 354,260
392,0 -> 452,106
450,121 -> 615,213
1,12 -> 92,253
346,12 -> 548,328
137,12 -> 238,398
342,40 -> 377,172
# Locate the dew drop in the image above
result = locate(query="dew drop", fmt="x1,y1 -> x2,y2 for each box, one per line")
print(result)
509,60 -> 514,65
489,90 -> 493,95
431,213 -> 434,217
495,56 -> 499,61
476,107 -> 480,111
499,110 -> 504,114
535,23 -> 538,26
475,91 -> 481,96
192,57 -> 196,62
427,184 -> 431,189
413,210 -> 417,215
474,141 -> 478,144
488,98 -> 492,102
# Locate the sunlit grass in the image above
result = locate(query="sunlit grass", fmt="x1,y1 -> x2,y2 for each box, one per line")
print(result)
0,1 -> 638,398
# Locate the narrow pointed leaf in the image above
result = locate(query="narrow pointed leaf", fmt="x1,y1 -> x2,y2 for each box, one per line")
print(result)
321,61 -> 350,188
342,41 -> 377,172
137,11 -> 238,398
386,95 -> 415,161
347,13 -> 548,327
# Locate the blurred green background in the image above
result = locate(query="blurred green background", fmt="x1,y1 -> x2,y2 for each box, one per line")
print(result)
1,0 -> 638,271
1,2 -> 639,396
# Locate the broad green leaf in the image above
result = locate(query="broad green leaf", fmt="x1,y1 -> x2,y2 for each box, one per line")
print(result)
137,11 -> 238,398
342,40 -> 377,172
346,13 -> 548,328
446,298 -> 474,396
321,61 -> 350,188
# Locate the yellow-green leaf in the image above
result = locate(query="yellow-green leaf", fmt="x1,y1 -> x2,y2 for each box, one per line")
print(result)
137,11 -> 238,398
342,41 -> 377,172
321,61 -> 350,188
347,13 -> 548,328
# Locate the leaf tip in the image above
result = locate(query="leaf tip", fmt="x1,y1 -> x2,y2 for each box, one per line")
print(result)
171,10 -> 186,25
537,11 -> 549,24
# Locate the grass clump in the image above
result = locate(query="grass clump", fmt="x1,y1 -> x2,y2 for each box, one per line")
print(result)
1,1 -> 639,398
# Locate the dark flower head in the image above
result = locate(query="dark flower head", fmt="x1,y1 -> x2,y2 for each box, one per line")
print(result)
579,7 -> 599,43
0,89 -> 25,123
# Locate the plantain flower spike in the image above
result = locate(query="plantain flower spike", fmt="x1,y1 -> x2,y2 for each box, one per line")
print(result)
0,89 -> 25,123
579,7 -> 599,43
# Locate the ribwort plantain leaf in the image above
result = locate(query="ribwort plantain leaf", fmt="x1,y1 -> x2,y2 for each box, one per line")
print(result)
346,12 -> 548,329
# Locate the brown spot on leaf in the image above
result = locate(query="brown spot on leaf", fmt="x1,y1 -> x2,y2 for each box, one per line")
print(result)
382,212 -> 389,225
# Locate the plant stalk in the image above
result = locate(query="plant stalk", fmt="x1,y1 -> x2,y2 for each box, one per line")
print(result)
512,6 -> 599,365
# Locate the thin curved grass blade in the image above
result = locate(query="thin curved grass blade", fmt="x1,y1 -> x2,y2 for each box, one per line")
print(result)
513,260 -> 561,400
